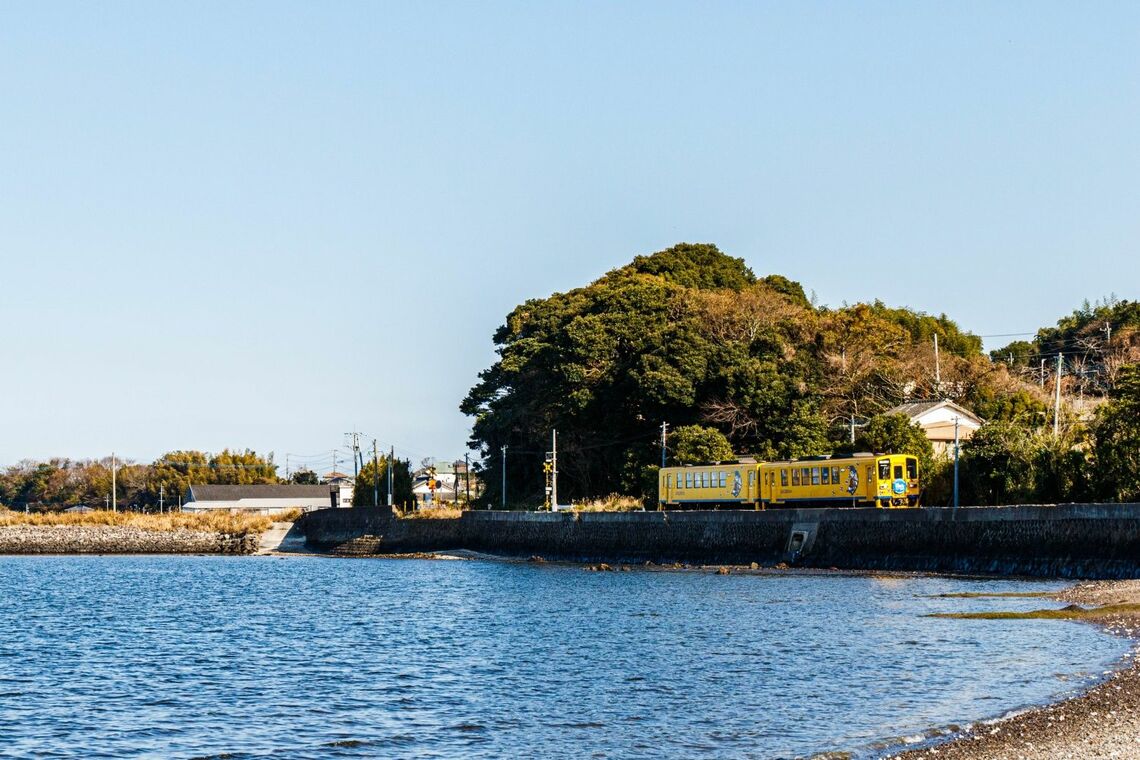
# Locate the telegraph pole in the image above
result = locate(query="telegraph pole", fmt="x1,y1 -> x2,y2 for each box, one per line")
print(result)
551,429 -> 558,511
1053,353 -> 1064,438
952,416 -> 960,514
372,439 -> 379,508
346,431 -> 362,482
111,452 -> 117,513
501,445 -> 507,509
388,445 -> 395,507
159,485 -> 165,514
660,421 -> 668,468
1040,358 -> 1046,387
850,414 -> 856,445
465,453 -> 471,505
1105,321 -> 1112,346
934,333 -> 941,391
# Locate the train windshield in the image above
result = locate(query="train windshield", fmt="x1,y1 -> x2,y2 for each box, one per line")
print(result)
906,458 -> 917,479
877,459 -> 891,480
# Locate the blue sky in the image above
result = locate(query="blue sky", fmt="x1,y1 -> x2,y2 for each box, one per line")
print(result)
2,2 -> 1137,470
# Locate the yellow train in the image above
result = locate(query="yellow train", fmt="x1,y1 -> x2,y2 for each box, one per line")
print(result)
658,453 -> 921,509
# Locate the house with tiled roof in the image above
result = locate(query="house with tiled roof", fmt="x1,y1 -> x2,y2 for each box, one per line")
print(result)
885,400 -> 984,457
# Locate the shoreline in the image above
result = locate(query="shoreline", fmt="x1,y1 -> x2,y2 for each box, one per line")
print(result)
887,579 -> 1140,759
323,550 -> 1140,758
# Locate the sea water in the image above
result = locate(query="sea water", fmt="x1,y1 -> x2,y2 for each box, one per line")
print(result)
0,555 -> 1127,759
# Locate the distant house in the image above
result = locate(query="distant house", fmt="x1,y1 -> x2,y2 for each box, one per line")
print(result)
183,484 -> 333,514
413,461 -> 480,507
886,400 -> 984,457
323,472 -> 355,509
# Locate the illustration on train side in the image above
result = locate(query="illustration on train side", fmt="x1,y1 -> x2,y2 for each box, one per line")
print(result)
658,453 -> 920,509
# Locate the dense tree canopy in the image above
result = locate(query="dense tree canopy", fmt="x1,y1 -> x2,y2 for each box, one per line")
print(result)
352,457 -> 415,508
462,242 -> 1009,505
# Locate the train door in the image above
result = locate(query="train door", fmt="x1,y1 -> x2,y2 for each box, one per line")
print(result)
865,464 -> 876,504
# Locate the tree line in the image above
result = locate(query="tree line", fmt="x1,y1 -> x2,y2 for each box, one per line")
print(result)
0,448 -> 416,511
462,243 -> 1140,506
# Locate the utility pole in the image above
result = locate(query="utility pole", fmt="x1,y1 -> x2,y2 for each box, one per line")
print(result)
111,452 -> 117,513
1053,353 -> 1064,439
286,454 -> 290,479
465,453 -> 471,506
1040,358 -> 1046,387
159,485 -> 165,514
501,445 -> 507,509
850,414 -> 856,445
952,416 -> 960,514
372,439 -> 379,508
1105,321 -> 1112,346
388,445 -> 395,506
346,431 -> 362,482
934,333 -> 941,392
660,421 -> 668,468
551,429 -> 558,511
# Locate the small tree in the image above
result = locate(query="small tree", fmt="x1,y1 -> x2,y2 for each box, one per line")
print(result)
290,469 -> 319,485
670,425 -> 734,465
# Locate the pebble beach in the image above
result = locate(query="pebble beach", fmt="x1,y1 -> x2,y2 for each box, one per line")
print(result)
892,580 -> 1140,759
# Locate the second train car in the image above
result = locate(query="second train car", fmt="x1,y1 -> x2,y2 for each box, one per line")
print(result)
658,453 -> 920,509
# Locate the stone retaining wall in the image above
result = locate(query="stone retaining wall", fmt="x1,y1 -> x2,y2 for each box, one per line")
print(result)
0,525 -> 260,554
298,503 -> 1140,579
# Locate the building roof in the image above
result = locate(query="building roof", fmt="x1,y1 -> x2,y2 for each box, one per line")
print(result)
886,399 -> 984,425
187,484 -> 331,502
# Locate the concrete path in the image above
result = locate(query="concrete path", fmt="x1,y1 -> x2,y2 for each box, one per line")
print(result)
257,522 -> 312,555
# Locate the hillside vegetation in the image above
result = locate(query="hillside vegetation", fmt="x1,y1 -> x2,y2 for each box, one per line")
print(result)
463,243 -> 1140,506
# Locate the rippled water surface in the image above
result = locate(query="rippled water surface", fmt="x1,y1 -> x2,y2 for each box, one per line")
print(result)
0,556 -> 1128,759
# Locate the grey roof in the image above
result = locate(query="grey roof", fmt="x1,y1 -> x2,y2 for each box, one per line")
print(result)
187,484 -> 331,502
886,399 -> 984,424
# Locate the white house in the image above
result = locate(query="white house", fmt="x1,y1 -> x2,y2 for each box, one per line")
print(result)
183,484 -> 333,514
886,400 -> 984,457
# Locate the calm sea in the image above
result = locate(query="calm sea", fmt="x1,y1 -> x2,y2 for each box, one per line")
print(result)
0,555 -> 1127,759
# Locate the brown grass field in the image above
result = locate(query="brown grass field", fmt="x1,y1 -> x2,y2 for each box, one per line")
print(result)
0,508 -> 286,536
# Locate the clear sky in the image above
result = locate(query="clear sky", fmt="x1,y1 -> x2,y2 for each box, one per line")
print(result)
2,2 -> 1137,470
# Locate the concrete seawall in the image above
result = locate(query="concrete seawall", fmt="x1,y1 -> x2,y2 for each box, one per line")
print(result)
0,525 -> 261,554
298,503 -> 1140,579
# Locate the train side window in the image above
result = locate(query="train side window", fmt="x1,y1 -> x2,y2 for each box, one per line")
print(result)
802,467 -> 811,485
821,467 -> 830,485
720,471 -> 727,488
906,458 -> 917,479
781,469 -> 788,487
750,471 -> 756,487
685,472 -> 692,488
894,465 -> 903,480
832,466 -> 840,483
878,459 -> 891,480
811,467 -> 820,485
792,469 -> 800,486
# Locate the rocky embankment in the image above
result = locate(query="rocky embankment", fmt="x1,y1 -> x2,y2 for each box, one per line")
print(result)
0,524 -> 260,554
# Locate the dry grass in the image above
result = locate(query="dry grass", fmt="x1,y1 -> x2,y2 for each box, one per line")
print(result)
398,506 -> 463,520
571,494 -> 646,512
0,508 -> 274,536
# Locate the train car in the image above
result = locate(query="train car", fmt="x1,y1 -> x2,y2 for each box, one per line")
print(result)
659,453 -> 920,509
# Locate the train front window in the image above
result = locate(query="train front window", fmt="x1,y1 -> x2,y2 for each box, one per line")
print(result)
878,459 -> 891,480
906,458 -> 917,479
894,465 -> 903,480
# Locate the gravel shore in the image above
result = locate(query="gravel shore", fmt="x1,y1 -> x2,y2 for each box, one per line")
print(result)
890,579 -> 1140,759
